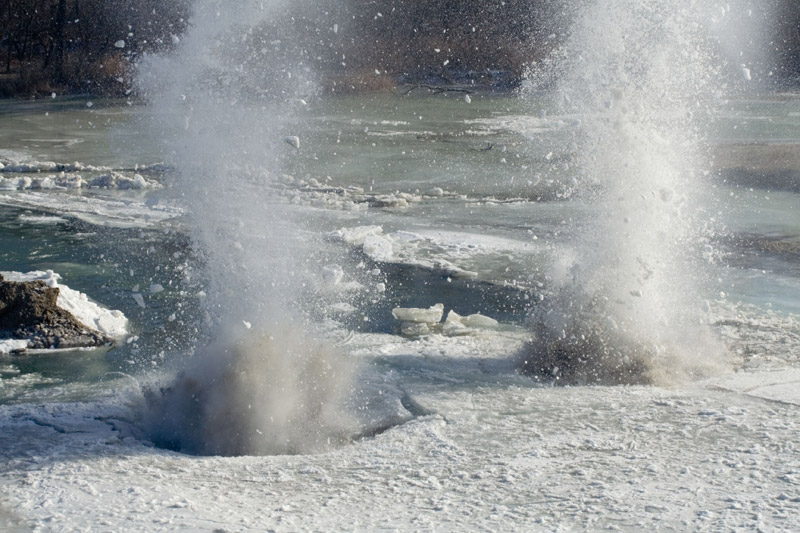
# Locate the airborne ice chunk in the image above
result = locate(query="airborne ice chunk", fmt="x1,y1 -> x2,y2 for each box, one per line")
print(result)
132,293 -> 146,308
114,40 -> 126,48
322,265 -> 344,286
392,303 -> 444,324
741,66 -> 752,81
284,136 -> 300,149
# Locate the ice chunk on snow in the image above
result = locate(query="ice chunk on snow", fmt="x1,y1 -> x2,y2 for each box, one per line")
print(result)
442,310 -> 499,334
400,322 -> 431,336
442,310 -> 472,336
362,233 -> 394,262
392,303 -> 444,324
461,313 -> 499,329
329,225 -> 383,246
284,136 -> 300,149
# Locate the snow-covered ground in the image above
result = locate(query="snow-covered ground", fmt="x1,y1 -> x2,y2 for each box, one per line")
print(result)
1,327 -> 799,531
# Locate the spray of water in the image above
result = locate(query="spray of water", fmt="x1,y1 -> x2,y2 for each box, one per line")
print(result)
520,1 -> 732,385
137,0 -> 357,455
144,326 -> 356,456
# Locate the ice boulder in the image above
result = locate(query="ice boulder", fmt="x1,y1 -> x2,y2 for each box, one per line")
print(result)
392,303 -> 444,324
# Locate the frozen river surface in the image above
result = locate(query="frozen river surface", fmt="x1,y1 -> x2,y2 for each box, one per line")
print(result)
0,92 -> 799,531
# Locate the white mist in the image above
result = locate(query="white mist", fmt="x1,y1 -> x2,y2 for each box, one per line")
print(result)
138,0 -> 357,455
522,0 -> 731,384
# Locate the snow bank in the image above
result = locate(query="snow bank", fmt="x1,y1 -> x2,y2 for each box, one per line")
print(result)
1,270 -> 128,339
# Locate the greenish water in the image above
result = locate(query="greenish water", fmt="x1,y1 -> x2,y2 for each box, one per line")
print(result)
1,92 -> 799,404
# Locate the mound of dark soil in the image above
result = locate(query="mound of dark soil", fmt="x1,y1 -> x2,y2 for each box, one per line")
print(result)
0,275 -> 112,352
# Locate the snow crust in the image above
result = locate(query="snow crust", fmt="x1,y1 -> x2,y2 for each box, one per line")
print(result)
1,326 -> 799,531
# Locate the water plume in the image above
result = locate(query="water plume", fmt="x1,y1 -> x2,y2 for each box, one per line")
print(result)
144,325 -> 357,456
520,0 -> 731,385
137,0 -> 357,454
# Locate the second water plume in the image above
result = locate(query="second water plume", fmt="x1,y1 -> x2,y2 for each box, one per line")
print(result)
520,0 -> 729,385
138,0 -> 358,455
